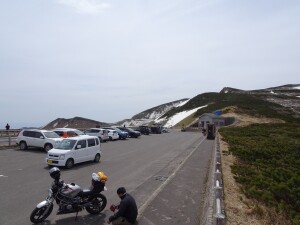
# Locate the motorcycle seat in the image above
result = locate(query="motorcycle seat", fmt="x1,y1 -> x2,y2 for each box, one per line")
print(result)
80,189 -> 93,197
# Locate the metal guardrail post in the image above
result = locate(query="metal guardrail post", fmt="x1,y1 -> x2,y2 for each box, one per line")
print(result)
213,133 -> 226,225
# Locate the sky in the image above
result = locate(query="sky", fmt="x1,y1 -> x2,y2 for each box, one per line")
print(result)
0,0 -> 299,128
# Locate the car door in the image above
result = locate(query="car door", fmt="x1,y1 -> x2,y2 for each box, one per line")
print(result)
112,131 -> 118,139
74,139 -> 87,163
21,131 -> 32,146
87,138 -> 96,160
32,131 -> 45,148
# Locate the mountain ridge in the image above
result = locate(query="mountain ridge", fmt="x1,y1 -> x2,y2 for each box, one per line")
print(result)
42,84 -> 300,129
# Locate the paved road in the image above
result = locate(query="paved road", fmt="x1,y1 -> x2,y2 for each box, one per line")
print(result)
0,130 -> 210,225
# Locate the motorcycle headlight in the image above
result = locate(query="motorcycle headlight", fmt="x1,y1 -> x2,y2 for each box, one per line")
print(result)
59,154 -> 65,160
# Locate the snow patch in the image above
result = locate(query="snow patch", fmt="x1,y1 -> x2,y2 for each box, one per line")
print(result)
293,86 -> 300,90
225,90 -> 228,94
270,90 -> 278,95
164,105 -> 208,128
297,96 -> 300,98
176,99 -> 190,108
64,124 -> 69,128
53,122 -> 58,128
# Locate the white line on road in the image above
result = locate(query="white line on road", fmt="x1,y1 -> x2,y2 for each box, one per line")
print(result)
137,137 -> 206,219
0,175 -> 8,177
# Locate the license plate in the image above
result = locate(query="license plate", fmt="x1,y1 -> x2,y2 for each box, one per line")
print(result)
47,160 -> 53,163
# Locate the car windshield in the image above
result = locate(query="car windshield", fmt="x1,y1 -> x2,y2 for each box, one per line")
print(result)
44,131 -> 60,138
74,130 -> 84,135
57,139 -> 77,150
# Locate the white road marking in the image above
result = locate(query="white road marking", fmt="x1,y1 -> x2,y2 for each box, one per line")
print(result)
0,175 -> 8,177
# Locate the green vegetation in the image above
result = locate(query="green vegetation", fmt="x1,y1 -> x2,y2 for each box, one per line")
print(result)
163,92 -> 296,121
220,122 -> 300,224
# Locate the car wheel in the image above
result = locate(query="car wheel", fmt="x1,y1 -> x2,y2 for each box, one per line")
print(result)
94,154 -> 100,163
65,159 -> 74,169
44,144 -> 53,152
19,141 -> 27,150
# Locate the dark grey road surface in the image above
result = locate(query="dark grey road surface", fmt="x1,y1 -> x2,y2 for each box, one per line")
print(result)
0,130 -> 212,225
138,139 -> 214,225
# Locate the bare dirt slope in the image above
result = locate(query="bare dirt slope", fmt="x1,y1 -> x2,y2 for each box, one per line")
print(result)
220,111 -> 292,225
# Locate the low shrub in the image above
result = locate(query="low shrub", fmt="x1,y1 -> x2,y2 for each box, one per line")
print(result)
220,122 -> 300,224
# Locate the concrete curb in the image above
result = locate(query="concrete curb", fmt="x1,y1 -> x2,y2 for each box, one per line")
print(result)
212,133 -> 226,225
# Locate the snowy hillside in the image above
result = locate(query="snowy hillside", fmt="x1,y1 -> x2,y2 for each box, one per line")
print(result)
118,98 -> 189,127
155,105 -> 208,128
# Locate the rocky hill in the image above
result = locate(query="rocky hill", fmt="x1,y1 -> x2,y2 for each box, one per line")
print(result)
220,84 -> 300,116
42,117 -> 111,130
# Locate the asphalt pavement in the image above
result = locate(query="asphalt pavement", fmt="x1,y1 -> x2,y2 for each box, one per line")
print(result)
137,138 -> 214,225
0,130 -> 212,225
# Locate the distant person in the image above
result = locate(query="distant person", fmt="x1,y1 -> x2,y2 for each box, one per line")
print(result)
5,123 -> 10,131
107,187 -> 138,225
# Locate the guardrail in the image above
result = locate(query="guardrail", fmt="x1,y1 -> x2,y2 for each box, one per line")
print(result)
213,133 -> 226,225
200,132 -> 226,225
0,129 -> 21,137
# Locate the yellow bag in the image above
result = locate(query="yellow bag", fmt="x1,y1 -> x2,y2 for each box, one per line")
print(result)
97,171 -> 108,182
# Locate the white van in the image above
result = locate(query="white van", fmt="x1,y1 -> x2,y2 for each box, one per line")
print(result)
46,135 -> 101,169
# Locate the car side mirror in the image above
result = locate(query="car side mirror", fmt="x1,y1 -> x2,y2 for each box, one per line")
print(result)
40,136 -> 44,139
76,145 -> 81,149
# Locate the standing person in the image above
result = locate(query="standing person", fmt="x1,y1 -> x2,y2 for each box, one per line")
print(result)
107,187 -> 138,225
5,123 -> 10,131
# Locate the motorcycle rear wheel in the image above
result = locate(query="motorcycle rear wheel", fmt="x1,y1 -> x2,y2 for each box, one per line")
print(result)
30,204 -> 53,224
86,193 -> 107,214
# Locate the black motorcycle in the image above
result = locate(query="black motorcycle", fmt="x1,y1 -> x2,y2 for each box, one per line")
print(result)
30,169 -> 107,224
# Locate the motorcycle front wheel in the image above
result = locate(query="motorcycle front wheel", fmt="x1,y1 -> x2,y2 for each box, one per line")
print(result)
86,193 -> 107,214
30,203 -> 53,224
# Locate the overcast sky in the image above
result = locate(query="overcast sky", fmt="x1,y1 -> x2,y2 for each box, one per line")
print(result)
1,0 -> 299,128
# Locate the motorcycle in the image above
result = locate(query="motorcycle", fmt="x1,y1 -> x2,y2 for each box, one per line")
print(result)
30,169 -> 108,224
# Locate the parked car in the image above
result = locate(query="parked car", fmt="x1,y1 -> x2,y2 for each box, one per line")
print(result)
46,135 -> 101,169
151,125 -> 162,134
161,127 -> 169,133
107,129 -> 119,141
16,129 -> 62,152
52,128 -> 84,138
104,127 -> 128,140
136,126 -> 150,135
84,128 -> 109,143
117,127 -> 141,138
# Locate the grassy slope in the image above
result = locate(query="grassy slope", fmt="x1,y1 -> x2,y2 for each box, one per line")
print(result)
165,92 -> 300,224
163,92 -> 295,122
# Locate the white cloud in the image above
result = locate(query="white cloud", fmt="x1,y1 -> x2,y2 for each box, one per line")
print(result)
58,0 -> 111,14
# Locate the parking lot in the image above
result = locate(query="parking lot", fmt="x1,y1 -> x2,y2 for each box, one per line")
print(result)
0,130 -> 210,225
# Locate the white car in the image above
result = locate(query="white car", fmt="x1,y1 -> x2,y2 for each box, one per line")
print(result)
84,128 -> 109,143
107,129 -> 119,141
16,129 -> 62,152
46,135 -> 101,169
52,128 -> 85,138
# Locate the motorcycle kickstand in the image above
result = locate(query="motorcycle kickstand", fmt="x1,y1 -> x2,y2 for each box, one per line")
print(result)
75,211 -> 79,221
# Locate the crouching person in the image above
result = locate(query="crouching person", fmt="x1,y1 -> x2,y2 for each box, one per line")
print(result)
108,187 -> 138,225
